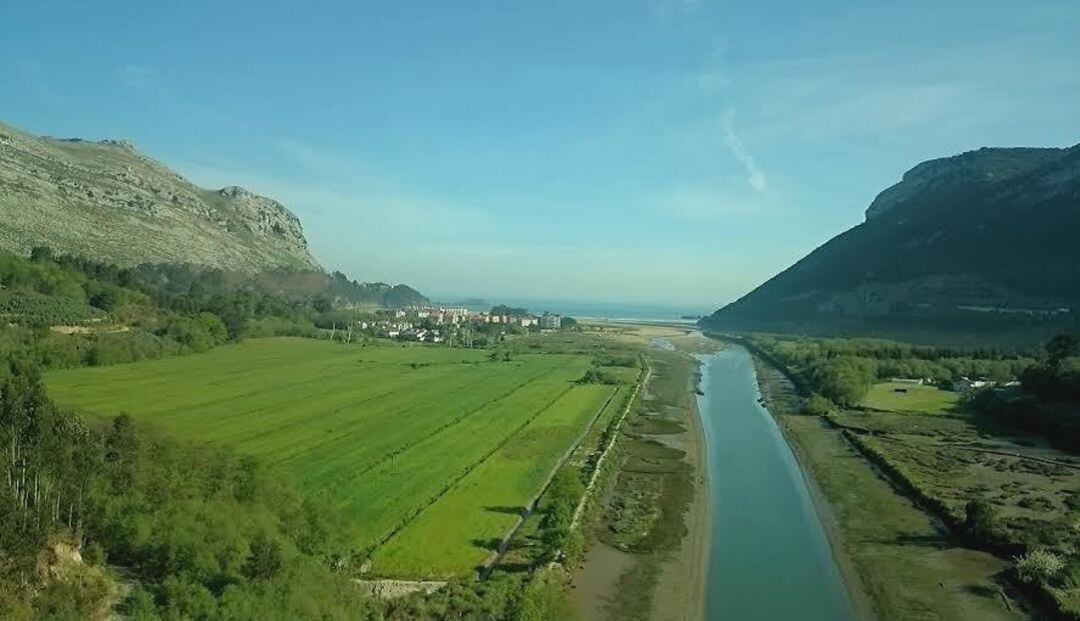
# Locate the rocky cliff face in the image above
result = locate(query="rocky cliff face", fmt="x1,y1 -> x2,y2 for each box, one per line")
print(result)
864,147 -> 1065,220
0,121 -> 320,272
703,143 -> 1080,345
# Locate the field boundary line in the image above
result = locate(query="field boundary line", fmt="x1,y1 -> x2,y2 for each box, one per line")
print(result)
366,382 -> 580,572
270,363 -> 553,470
476,383 -> 622,579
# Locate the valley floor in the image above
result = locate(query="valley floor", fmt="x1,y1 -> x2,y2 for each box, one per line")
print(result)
44,337 -> 625,579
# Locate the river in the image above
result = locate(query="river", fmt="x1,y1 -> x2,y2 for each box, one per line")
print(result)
697,345 -> 855,620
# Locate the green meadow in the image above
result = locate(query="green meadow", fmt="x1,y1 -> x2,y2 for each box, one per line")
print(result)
373,383 -> 620,577
860,381 -> 961,414
45,337 -> 612,577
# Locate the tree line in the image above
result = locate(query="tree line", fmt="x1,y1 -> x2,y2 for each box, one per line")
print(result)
751,332 -> 1079,451
972,334 -> 1080,451
751,334 -> 1036,407
0,249 -> 353,372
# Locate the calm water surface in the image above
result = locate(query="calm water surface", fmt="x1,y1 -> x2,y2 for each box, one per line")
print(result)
698,345 -> 855,620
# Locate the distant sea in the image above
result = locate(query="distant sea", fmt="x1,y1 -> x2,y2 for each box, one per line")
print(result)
442,296 -> 711,324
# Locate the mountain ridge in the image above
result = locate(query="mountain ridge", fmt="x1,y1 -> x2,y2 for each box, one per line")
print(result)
0,120 -> 429,309
702,142 -> 1080,345
0,121 -> 320,273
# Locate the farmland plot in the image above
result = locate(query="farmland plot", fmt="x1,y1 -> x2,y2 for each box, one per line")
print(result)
45,337 -> 611,576
372,383 -> 620,577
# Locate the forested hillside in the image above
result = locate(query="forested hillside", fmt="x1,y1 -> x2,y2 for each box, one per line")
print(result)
703,144 -> 1080,345
0,247 -> 427,374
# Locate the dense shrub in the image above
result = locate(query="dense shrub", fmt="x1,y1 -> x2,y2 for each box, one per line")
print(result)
0,367 -> 379,619
1015,549 -> 1066,585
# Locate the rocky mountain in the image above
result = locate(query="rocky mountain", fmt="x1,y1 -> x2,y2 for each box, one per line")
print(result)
0,121 -> 320,272
702,144 -> 1080,345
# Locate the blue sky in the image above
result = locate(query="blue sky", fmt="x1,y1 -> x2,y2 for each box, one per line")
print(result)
3,1 -> 1079,309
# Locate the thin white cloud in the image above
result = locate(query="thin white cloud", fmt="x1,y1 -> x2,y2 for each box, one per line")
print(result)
273,138 -> 389,183
729,28 -> 1080,148
691,48 -> 771,196
721,110 -> 769,194
657,184 -> 778,221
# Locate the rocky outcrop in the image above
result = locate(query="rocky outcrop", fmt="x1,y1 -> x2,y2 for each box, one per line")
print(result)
354,579 -> 446,600
0,121 -> 320,272
865,147 -> 1065,220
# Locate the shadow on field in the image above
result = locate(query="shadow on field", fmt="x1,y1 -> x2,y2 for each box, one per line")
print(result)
472,537 -> 504,551
484,505 -> 526,515
962,584 -> 1001,598
473,535 -> 533,554
495,561 -> 534,574
887,532 -> 949,549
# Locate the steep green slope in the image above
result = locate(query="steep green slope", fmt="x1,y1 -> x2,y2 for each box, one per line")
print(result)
0,121 -> 320,272
703,144 -> 1080,344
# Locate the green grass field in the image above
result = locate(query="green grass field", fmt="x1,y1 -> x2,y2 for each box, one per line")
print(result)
373,384 -> 619,577
860,381 -> 960,414
45,337 -> 614,577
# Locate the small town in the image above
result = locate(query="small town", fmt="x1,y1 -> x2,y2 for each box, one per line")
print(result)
326,305 -> 570,345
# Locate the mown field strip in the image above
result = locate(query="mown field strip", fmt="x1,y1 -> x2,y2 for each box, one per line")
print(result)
48,339 -> 491,416
215,362 -> 517,458
281,361 -> 569,484
371,384 -> 618,577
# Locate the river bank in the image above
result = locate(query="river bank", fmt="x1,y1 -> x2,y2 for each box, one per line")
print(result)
651,349 -> 710,621
570,324 -> 715,621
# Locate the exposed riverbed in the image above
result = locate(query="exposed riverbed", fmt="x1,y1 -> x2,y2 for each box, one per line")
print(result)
697,345 -> 855,620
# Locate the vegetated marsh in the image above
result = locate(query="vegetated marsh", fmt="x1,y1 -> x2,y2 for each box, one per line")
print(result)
45,336 -> 616,577
572,335 -> 706,621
